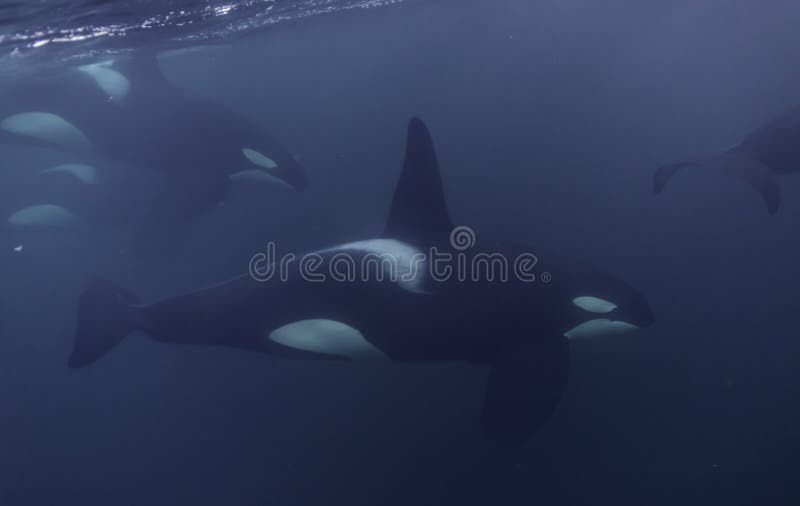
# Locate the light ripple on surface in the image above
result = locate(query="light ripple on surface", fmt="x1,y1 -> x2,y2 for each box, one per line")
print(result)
0,0 -> 408,74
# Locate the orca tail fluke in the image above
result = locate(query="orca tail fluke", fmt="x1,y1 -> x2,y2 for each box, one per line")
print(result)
653,160 -> 700,194
654,153 -> 781,215
68,278 -> 141,369
718,154 -> 781,215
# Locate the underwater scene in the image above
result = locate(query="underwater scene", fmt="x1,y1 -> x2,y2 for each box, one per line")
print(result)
1,0 -> 799,504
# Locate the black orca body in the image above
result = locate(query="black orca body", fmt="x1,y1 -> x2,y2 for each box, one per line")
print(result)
654,105 -> 800,215
0,51 -> 307,233
69,119 -> 654,447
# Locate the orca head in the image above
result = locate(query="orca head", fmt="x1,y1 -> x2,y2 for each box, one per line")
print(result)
560,267 -> 654,340
236,144 -> 308,190
230,122 -> 309,191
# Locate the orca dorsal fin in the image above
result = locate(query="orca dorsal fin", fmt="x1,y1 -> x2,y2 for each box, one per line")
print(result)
384,118 -> 453,244
113,48 -> 172,95
131,48 -> 166,80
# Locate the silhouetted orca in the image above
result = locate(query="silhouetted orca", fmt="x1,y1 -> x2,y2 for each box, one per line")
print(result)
0,49 -> 307,233
68,119 -> 654,447
654,104 -> 800,214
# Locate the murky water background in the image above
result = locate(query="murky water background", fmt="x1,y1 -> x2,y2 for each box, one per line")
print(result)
1,1 -> 800,505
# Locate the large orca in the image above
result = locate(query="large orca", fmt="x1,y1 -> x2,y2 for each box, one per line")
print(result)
654,104 -> 800,215
0,50 -> 307,231
68,119 -> 654,447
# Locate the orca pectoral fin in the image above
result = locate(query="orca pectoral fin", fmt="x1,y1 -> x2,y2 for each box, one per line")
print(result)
720,155 -> 781,215
481,337 -> 570,448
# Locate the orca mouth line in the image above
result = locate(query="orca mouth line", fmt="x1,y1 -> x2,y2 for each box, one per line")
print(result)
564,319 -> 640,340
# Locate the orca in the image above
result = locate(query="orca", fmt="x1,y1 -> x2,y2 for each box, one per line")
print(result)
68,118 -> 654,447
2,160 -> 160,231
654,104 -> 800,215
0,49 -> 308,234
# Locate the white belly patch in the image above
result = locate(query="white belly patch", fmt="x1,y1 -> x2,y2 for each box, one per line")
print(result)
1,112 -> 91,152
8,204 -> 77,227
268,319 -> 388,361
77,60 -> 131,102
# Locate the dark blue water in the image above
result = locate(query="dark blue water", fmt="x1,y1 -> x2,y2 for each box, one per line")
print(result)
2,0 -> 800,504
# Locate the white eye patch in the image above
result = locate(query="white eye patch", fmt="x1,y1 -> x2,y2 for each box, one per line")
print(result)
572,296 -> 617,314
242,148 -> 278,169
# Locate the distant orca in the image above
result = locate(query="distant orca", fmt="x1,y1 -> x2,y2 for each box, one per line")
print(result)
68,119 -> 654,447
654,105 -> 800,214
0,50 -> 308,230
2,162 -> 160,230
